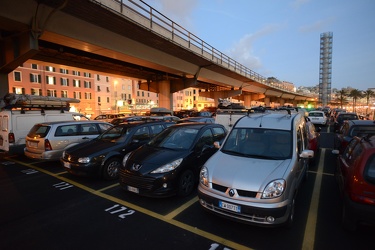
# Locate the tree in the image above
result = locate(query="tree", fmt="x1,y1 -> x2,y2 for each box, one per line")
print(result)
335,89 -> 348,109
364,89 -> 375,114
348,89 -> 364,112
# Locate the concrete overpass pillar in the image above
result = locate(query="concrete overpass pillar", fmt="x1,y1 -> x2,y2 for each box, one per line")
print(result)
279,98 -> 285,106
243,95 -> 252,108
264,97 -> 270,107
158,80 -> 172,110
0,73 -> 10,98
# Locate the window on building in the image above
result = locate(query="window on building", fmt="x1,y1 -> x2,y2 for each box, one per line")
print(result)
46,66 -> 55,72
128,94 -> 131,99
97,75 -> 100,81
61,90 -> 68,98
84,81 -> 91,88
72,70 -> 80,76
98,96 -> 101,103
137,91 -> 140,96
31,88 -> 42,96
14,71 -> 21,81
13,87 -> 24,94
47,90 -> 57,97
97,86 -> 101,91
30,73 -> 41,83
85,92 -> 92,99
84,72 -> 91,78
31,64 -> 38,69
61,78 -> 69,86
106,76 -> 109,82
74,91 -> 81,99
46,76 -> 56,85
60,68 -> 69,74
106,87 -> 110,92
73,79 -> 80,87
107,97 -> 110,103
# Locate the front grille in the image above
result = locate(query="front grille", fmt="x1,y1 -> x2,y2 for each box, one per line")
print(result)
212,183 -> 257,198
119,169 -> 155,190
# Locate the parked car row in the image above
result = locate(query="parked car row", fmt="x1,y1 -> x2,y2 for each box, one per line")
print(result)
22,108 -> 374,230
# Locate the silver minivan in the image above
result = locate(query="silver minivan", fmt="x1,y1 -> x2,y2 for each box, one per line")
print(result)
198,111 -> 314,227
24,120 -> 112,160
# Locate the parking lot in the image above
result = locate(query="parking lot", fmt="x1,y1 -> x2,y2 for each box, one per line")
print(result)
1,126 -> 374,250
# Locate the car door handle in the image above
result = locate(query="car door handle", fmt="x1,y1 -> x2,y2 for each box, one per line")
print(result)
82,137 -> 90,139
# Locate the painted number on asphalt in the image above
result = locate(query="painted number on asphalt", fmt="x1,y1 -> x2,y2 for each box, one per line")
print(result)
21,169 -> 38,174
105,204 -> 135,219
53,182 -> 74,190
209,243 -> 231,250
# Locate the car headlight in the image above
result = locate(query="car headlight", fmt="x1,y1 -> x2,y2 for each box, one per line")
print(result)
122,152 -> 132,167
151,158 -> 183,174
199,166 -> 209,187
262,179 -> 285,199
78,157 -> 90,163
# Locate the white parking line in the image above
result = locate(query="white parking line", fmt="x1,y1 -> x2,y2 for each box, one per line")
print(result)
302,148 -> 326,249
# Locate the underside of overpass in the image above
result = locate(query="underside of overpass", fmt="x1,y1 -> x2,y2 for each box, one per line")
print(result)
0,0 -> 314,107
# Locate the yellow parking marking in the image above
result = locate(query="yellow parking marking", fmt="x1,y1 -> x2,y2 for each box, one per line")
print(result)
8,158 -> 252,250
97,183 -> 119,192
165,196 -> 198,220
302,148 -> 326,249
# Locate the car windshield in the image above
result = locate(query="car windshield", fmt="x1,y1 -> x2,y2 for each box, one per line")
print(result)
221,128 -> 292,159
148,127 -> 199,149
97,126 -> 131,143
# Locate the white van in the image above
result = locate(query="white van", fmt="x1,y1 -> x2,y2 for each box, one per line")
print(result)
0,109 -> 78,154
198,110 -> 314,227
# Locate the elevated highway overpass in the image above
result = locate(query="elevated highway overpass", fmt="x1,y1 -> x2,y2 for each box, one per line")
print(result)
0,0 -> 316,109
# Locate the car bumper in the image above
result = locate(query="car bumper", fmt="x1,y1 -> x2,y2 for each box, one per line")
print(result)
61,159 -> 102,177
119,169 -> 179,197
344,194 -> 375,225
197,186 -> 290,226
24,148 -> 63,161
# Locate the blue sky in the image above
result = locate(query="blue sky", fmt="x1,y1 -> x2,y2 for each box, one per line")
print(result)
146,0 -> 375,91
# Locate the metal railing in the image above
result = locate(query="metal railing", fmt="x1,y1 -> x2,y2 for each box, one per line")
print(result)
90,0 -> 307,95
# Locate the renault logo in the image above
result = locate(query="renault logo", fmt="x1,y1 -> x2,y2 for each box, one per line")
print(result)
132,164 -> 142,171
229,189 -> 235,197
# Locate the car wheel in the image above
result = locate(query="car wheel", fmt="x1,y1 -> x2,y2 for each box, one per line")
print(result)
102,158 -> 121,180
342,204 -> 357,231
284,195 -> 295,229
177,169 -> 195,197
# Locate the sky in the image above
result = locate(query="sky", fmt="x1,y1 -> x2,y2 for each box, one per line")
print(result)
145,0 -> 375,91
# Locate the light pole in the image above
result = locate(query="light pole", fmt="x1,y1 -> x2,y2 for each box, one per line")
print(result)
114,80 -> 118,113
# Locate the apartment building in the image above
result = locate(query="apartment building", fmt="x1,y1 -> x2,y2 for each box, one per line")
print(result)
7,60 -> 215,117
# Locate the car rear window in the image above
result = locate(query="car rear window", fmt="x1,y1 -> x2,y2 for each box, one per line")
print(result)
27,124 -> 50,138
364,154 -> 375,184
350,126 -> 375,137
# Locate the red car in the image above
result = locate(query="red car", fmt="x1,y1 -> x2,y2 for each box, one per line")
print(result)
334,120 -> 375,154
305,119 -> 321,161
335,135 -> 375,230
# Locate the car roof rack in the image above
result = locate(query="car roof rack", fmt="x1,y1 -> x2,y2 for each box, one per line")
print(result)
0,93 -> 80,111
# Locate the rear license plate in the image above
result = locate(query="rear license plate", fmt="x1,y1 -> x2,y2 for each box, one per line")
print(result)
219,201 -> 241,213
28,141 -> 38,147
63,162 -> 71,169
127,186 -> 139,193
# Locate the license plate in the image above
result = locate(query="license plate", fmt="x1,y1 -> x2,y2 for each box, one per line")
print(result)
219,201 -> 241,213
63,162 -> 71,169
127,186 -> 139,193
28,141 -> 38,147
311,118 -> 318,120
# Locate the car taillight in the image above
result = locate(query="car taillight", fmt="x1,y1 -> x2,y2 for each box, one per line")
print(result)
45,139 -> 52,151
8,133 -> 15,143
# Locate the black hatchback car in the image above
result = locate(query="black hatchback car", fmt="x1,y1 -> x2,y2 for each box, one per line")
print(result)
61,121 -> 172,180
119,123 -> 227,197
